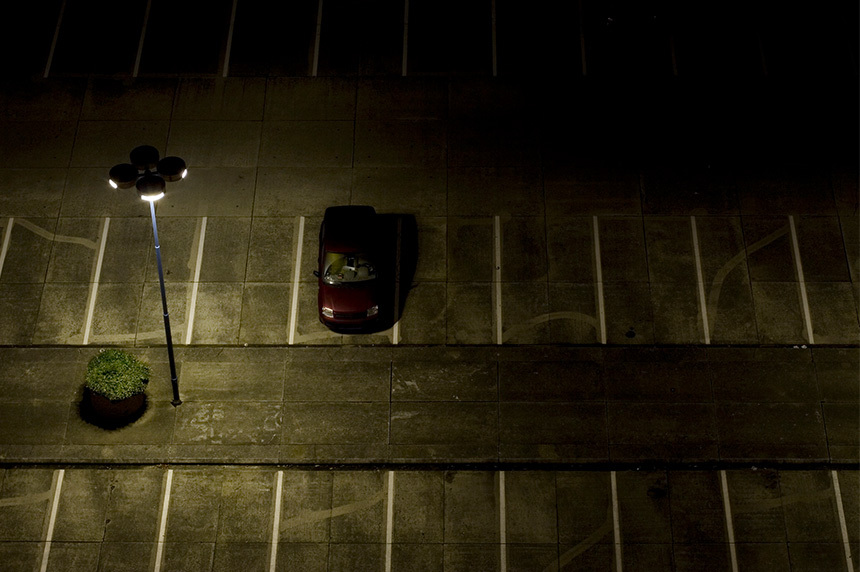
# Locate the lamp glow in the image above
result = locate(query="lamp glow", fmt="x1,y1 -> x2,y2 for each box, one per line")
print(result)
141,191 -> 165,202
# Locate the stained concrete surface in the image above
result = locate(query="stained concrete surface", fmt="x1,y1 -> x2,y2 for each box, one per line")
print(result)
1,6 -> 858,569
0,466 -> 856,572
0,345 -> 856,466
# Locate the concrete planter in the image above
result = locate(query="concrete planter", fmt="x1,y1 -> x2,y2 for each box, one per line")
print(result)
84,388 -> 146,425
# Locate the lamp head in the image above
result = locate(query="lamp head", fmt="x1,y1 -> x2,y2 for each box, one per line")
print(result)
157,156 -> 188,182
130,145 -> 160,170
136,173 -> 166,201
108,163 -> 139,189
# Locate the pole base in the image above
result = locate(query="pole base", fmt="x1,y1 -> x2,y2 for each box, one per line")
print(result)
171,399 -> 182,407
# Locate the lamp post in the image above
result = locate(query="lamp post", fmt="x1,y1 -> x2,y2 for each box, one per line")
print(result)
109,145 -> 187,407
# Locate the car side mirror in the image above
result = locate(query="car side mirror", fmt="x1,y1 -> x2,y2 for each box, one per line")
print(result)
313,270 -> 320,277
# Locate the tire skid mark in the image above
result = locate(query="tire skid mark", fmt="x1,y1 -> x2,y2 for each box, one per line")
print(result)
15,218 -> 99,250
0,490 -> 53,507
706,225 -> 788,335
542,509 -> 614,572
279,479 -> 387,532
502,311 -> 599,343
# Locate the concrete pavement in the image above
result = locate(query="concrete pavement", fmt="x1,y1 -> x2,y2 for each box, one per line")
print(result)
1,465 -> 858,572
0,344 -> 856,467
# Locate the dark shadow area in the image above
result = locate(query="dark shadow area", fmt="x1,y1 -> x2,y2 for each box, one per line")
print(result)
78,392 -> 148,430
379,213 -> 419,328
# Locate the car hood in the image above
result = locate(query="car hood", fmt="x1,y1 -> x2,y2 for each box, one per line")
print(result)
319,283 -> 377,314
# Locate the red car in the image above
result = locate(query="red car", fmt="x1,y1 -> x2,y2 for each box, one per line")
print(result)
314,206 -> 382,331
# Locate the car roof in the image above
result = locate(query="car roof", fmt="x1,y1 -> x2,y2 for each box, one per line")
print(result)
322,206 -> 377,252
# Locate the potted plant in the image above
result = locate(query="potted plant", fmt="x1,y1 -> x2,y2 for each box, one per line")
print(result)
84,349 -> 149,426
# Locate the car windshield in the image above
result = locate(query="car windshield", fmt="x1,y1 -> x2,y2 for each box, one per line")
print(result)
322,251 -> 377,285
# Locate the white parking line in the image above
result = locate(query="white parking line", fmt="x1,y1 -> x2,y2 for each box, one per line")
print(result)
691,216 -> 711,344
831,470 -> 854,572
153,468 -> 174,572
499,471 -> 507,572
133,0 -> 152,77
43,0 -> 66,78
391,217 -> 402,344
494,216 -> 503,345
578,0 -> 587,76
758,34 -> 768,76
184,216 -> 207,345
593,216 -> 607,344
720,470 -> 739,572
38,469 -> 64,572
402,0 -> 410,76
0,217 -> 13,279
269,471 -> 284,572
288,216 -> 305,345
385,471 -> 395,572
670,35 -> 679,76
788,215 -> 815,344
83,217 -> 110,345
222,0 -> 239,77
491,0 -> 497,76
610,471 -> 621,572
311,0 -> 324,76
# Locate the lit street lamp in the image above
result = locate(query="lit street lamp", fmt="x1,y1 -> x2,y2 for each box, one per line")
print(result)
109,145 -> 187,407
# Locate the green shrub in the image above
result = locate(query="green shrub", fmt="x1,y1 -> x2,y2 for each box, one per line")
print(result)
85,350 -> 150,401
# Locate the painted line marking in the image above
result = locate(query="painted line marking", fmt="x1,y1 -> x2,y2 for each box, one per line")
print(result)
610,471 -> 621,572
670,35 -> 678,76
222,0 -> 239,77
691,216 -> 711,344
38,469 -> 64,572
184,216 -> 207,345
494,216 -> 503,345
491,0 -> 497,76
499,471 -> 507,572
153,468 -> 174,572
391,217 -> 402,344
0,217 -> 14,279
133,0 -> 153,77
831,470 -> 854,572
788,215 -> 815,344
288,216 -> 305,345
385,471 -> 395,572
578,0 -> 587,76
593,216 -> 606,344
758,34 -> 768,76
269,471 -> 284,572
402,0 -> 410,76
43,0 -> 66,78
720,470 -> 739,572
312,0 -> 323,76
83,217 -> 110,345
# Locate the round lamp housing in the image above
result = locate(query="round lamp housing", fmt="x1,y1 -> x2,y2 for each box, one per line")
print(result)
158,156 -> 188,182
130,145 -> 160,171
136,174 -> 166,201
108,163 -> 139,189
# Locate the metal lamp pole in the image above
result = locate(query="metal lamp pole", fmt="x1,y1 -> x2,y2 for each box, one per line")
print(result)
149,199 -> 181,406
109,145 -> 187,407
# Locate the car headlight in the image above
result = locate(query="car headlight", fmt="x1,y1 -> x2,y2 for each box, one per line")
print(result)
366,305 -> 379,317
321,306 -> 334,318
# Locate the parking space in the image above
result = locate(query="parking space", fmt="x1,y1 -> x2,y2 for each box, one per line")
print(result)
0,465 -> 855,571
0,200 -> 856,346
0,68 -> 857,347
